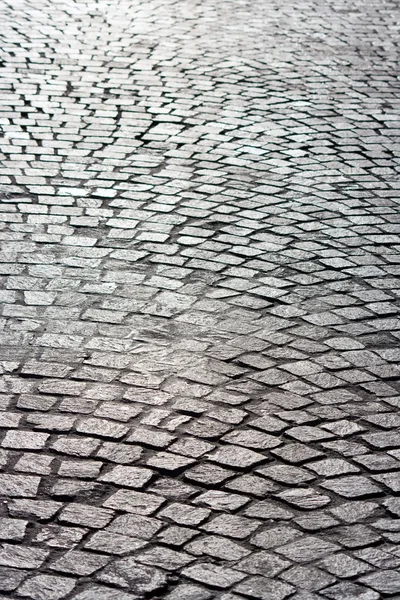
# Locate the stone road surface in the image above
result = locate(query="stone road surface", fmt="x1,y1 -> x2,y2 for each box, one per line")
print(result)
0,0 -> 400,598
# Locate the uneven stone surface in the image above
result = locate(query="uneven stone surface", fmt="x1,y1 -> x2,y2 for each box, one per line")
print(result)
0,0 -> 400,597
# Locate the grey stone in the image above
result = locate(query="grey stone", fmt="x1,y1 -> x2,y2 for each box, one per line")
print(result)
0,518 -> 27,541
322,582 -> 379,600
281,565 -> 336,592
146,452 -> 195,473
182,563 -> 245,588
252,525 -> 301,549
208,445 -> 266,468
99,465 -> 153,488
186,535 -> 250,560
360,570 -> 400,594
158,503 -> 210,526
84,531 -> 146,555
237,551 -> 290,576
276,488 -> 331,509
33,524 -> 86,549
319,553 -> 371,577
98,558 -> 167,593
0,545 -> 49,569
194,490 -> 249,511
0,474 -> 40,497
0,567 -> 28,591
49,550 -> 110,576
277,536 -> 341,562
135,546 -> 193,569
164,584 -> 213,600
59,503 -> 114,528
321,476 -> 382,499
103,490 -> 164,514
235,576 -> 294,599
72,585 -> 139,600
8,500 -> 62,520
17,574 -> 76,600
201,513 -> 260,539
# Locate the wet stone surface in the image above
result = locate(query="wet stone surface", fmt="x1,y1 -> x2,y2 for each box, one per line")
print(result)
0,0 -> 400,597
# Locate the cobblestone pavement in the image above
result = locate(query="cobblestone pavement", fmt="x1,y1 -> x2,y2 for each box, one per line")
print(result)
0,0 -> 400,598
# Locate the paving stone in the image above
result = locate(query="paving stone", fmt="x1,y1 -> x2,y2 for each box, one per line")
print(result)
307,459 -> 359,477
371,472 -> 400,492
186,534 -> 250,560
235,576 -> 294,599
0,567 -> 28,592
103,490 -> 165,514
281,565 -> 336,592
251,526 -> 301,549
271,444 -> 324,464
182,563 -> 245,588
17,574 -> 76,600
224,429 -> 281,449
49,550 -> 110,576
383,497 -> 400,517
1,430 -> 49,450
225,474 -> 277,497
287,426 -> 335,443
194,490 -> 249,511
33,524 -> 86,549
76,418 -> 129,439
16,453 -> 54,475
157,525 -> 197,547
244,501 -> 294,521
277,489 -> 331,509
294,513 -> 339,532
329,501 -> 379,525
257,464 -> 315,484
321,476 -> 383,499
158,503 -> 210,527
201,513 -> 261,539
329,524 -> 381,549
84,531 -> 146,555
319,553 -> 371,578
276,537 -> 341,563
59,504 -> 114,528
164,584 -> 213,600
321,582 -> 380,600
0,518 -> 27,541
185,462 -> 235,486
148,478 -> 196,500
354,453 -> 400,472
208,445 -> 266,468
0,474 -> 40,497
0,545 -> 49,569
237,551 -> 290,576
359,570 -> 400,594
146,452 -> 195,473
98,558 -> 167,593
72,585 -> 139,600
355,547 -> 400,569
96,442 -> 143,464
8,499 -> 62,520
106,514 -> 162,539
135,546 -> 193,569
99,465 -> 153,488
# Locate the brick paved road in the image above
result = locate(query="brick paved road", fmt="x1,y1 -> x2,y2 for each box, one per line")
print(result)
0,0 -> 400,598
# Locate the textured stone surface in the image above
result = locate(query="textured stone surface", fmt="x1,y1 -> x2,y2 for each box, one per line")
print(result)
0,0 -> 400,597
17,574 -> 76,600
